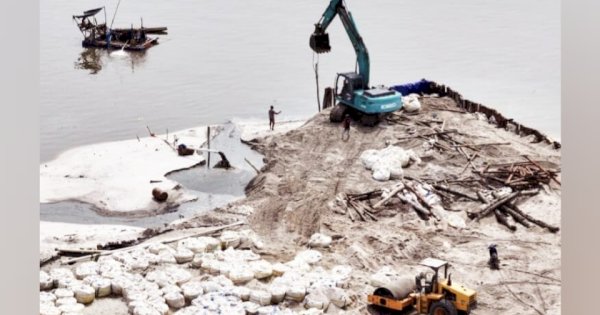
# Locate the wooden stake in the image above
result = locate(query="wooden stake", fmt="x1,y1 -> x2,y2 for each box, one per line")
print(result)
207,126 -> 211,168
244,158 -> 260,174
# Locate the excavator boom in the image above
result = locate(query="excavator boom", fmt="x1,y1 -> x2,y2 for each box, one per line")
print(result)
310,0 -> 370,86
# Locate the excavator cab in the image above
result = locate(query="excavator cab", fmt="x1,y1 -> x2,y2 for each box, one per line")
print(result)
310,25 -> 331,53
335,72 -> 365,103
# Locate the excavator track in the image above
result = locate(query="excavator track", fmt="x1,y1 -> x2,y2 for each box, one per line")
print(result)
329,103 -> 348,122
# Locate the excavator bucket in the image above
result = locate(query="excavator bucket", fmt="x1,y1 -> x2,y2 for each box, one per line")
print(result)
310,32 -> 331,53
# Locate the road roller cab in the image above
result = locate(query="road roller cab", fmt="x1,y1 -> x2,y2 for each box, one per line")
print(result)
367,258 -> 477,315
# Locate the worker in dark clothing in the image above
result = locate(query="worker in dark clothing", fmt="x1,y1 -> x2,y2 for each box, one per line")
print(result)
488,244 -> 499,270
268,105 -> 281,131
342,114 -> 351,141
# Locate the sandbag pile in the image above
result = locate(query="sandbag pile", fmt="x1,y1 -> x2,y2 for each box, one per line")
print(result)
402,94 -> 422,112
360,146 -> 421,181
41,233 -> 357,314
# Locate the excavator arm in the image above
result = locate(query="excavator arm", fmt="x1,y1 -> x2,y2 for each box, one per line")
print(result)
310,0 -> 370,87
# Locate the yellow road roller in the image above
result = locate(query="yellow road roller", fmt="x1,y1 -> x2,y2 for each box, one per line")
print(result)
367,258 -> 477,315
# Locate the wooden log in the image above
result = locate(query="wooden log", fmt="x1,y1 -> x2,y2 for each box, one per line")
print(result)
520,189 -> 541,196
403,183 -> 439,220
473,191 -> 521,221
373,185 -> 404,209
347,190 -> 383,201
404,182 -> 432,210
494,209 -> 517,231
502,206 -> 531,228
348,200 -> 366,221
57,248 -> 106,255
352,200 -> 378,221
506,203 -> 560,233
433,185 -> 479,201
476,191 -> 489,203
398,194 -> 430,219
347,208 -> 355,221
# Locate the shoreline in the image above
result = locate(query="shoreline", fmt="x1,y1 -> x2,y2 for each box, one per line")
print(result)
39,86 -> 560,314
39,119 -> 305,264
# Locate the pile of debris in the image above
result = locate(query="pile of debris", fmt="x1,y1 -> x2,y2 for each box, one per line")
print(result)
328,93 -> 561,234
334,180 -> 440,222
476,158 -> 561,190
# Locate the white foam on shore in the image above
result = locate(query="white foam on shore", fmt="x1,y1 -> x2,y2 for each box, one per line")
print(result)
40,127 -> 208,214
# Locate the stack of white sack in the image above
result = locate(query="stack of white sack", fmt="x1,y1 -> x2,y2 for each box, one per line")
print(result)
402,94 -> 421,112
360,146 -> 421,181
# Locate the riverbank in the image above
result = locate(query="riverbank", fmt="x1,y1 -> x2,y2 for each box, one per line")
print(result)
40,93 -> 560,314
39,120 -> 304,264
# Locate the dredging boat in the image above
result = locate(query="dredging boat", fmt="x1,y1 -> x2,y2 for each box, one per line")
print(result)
72,7 -> 166,51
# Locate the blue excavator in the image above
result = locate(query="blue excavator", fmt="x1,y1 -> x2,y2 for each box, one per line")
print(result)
310,0 -> 403,126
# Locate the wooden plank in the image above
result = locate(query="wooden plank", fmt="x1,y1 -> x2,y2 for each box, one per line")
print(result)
61,221 -> 245,264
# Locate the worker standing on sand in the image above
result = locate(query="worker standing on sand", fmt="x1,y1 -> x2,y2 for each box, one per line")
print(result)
341,114 -> 351,141
269,105 -> 281,131
488,244 -> 499,270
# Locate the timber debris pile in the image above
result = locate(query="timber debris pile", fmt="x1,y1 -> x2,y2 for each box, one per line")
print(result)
328,90 -> 561,233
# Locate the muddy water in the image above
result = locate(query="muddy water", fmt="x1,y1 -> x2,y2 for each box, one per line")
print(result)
40,123 -> 264,228
41,0 -> 560,162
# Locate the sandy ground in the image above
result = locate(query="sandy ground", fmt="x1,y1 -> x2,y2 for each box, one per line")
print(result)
40,96 -> 561,314
184,96 -> 561,314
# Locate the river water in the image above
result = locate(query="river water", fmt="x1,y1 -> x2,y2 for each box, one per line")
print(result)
41,0 -> 560,163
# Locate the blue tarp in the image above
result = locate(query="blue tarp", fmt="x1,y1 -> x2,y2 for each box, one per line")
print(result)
391,79 -> 433,96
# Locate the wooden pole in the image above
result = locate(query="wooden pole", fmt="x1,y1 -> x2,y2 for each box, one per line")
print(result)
398,194 -> 430,219
314,61 -> 321,112
244,158 -> 260,174
207,126 -> 211,168
433,185 -> 479,201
